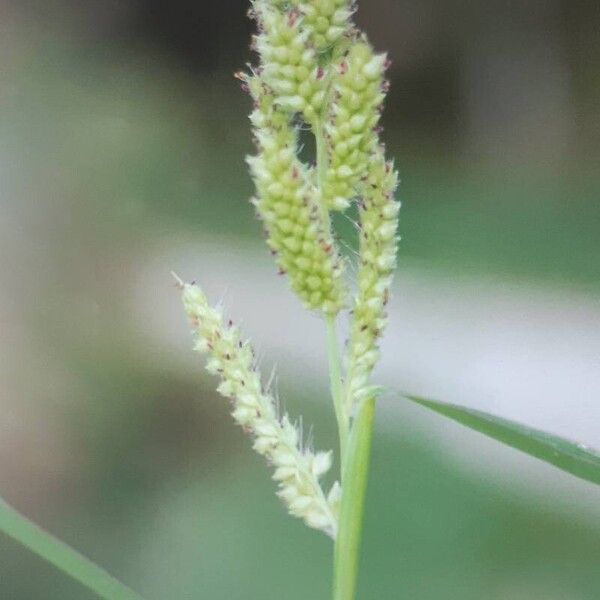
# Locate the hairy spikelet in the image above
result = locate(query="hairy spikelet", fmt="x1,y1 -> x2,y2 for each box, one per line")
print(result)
346,150 -> 399,410
245,75 -> 346,315
323,40 -> 388,211
180,282 -> 340,536
289,0 -> 356,53
253,3 -> 325,123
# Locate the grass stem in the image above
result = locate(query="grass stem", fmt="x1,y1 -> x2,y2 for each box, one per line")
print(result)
325,315 -> 348,461
333,396 -> 376,600
314,116 -> 349,463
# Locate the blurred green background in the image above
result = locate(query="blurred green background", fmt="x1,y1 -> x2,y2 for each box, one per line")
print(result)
1,1 -> 599,598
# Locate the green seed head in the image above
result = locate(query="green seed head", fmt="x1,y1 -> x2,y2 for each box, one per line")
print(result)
178,0 -> 400,540
323,40 -> 388,211
180,282 -> 340,536
253,4 -> 325,122
346,149 -> 399,408
244,71 -> 346,316
289,0 -> 356,52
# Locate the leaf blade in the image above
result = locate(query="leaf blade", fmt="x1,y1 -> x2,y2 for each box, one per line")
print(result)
403,394 -> 600,486
0,497 -> 145,600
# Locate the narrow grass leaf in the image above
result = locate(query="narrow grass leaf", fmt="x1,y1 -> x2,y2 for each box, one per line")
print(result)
402,394 -> 600,486
0,497 -> 145,600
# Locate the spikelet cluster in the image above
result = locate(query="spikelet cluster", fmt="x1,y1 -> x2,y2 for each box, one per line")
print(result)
289,0 -> 356,52
322,41 -> 388,211
253,3 -> 325,123
243,1 -> 400,406
245,1 -> 352,316
177,0 -> 399,540
245,76 -> 346,315
180,282 -> 340,536
345,151 -> 399,410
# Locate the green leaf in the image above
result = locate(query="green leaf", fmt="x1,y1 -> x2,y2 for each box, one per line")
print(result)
402,394 -> 600,486
0,497 -> 145,600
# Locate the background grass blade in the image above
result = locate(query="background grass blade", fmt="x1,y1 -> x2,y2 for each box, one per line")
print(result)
402,394 -> 600,486
0,497 -> 145,600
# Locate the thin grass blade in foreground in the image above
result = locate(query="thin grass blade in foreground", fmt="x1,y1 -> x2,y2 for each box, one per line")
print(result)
403,394 -> 600,486
0,497 -> 145,600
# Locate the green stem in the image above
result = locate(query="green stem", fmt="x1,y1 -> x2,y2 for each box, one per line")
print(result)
0,497 -> 144,600
326,315 -> 348,461
314,112 -> 371,600
314,117 -> 349,463
333,397 -> 376,600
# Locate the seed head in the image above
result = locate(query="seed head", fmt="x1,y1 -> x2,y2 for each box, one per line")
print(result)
181,282 -> 340,536
346,150 -> 399,409
253,3 -> 326,123
245,74 -> 346,315
289,0 -> 356,53
322,40 -> 388,211
177,0 -> 400,540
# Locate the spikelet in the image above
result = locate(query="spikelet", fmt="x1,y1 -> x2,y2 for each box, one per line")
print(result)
322,39 -> 388,211
345,150 -> 399,410
244,74 -> 346,316
180,282 -> 340,537
290,0 -> 356,53
252,2 -> 326,123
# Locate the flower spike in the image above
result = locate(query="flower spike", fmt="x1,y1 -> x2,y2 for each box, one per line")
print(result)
180,282 -> 340,536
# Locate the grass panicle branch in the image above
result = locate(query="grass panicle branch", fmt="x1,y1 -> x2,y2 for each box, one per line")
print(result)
180,280 -> 340,536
